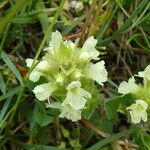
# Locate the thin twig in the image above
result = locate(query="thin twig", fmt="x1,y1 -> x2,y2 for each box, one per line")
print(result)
81,118 -> 108,138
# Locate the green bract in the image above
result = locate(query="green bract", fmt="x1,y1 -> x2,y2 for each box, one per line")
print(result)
26,31 -> 107,122
118,65 -> 150,124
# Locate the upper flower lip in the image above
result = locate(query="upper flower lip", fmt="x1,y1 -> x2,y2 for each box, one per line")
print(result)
118,76 -> 140,95
84,61 -> 108,85
80,36 -> 100,61
33,82 -> 56,101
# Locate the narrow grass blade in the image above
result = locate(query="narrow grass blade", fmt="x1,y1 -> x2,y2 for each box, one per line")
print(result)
86,127 -> 138,150
0,86 -> 21,101
62,14 -> 85,36
10,141 -> 65,150
0,0 -> 28,34
98,0 -> 148,45
0,97 -> 12,121
0,72 -> 6,94
1,51 -> 24,86
36,0 -> 49,36
29,0 -> 66,75
96,5 -> 118,41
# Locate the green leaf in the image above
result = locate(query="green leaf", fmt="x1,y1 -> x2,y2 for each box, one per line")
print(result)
0,0 -> 28,34
36,0 -> 49,36
98,0 -> 148,45
0,86 -> 21,101
104,94 -> 135,120
133,130 -> 150,150
0,72 -> 6,94
100,119 -> 113,134
96,5 -> 118,41
0,97 -> 12,121
86,127 -> 138,150
1,51 -> 24,86
34,111 -> 54,127
10,141 -> 65,150
82,80 -> 100,119
12,17 -> 34,24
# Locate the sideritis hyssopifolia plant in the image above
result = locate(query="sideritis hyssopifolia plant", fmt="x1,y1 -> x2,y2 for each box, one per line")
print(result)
118,65 -> 150,124
26,31 -> 107,122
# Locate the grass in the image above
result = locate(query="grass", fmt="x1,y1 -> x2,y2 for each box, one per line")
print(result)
0,0 -> 150,150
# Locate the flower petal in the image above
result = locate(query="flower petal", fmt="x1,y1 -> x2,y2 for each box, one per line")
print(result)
64,40 -> 75,50
80,36 -> 99,60
63,81 -> 91,110
62,91 -> 87,110
33,82 -> 56,101
50,30 -> 62,51
141,110 -> 147,122
26,58 -> 34,68
29,70 -> 42,82
59,104 -> 81,122
85,61 -> 107,85
130,110 -> 141,124
138,65 -> 150,80
79,88 -> 91,99
36,61 -> 50,72
127,99 -> 148,124
66,81 -> 81,90
136,100 -> 148,109
118,77 -> 140,95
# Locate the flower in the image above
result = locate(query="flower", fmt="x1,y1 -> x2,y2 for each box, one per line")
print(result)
70,1 -> 84,12
80,36 -> 99,61
59,104 -> 82,122
127,100 -> 148,124
26,30 -> 107,122
84,61 -> 108,85
33,82 -> 56,101
46,102 -> 81,122
26,58 -> 50,82
138,65 -> 150,81
118,77 -> 140,95
62,81 -> 91,110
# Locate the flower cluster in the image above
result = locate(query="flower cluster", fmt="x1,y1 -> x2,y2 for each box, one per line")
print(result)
118,65 -> 150,124
26,31 -> 107,122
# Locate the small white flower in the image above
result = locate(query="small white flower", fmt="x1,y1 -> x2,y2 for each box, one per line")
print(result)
26,58 -> 35,68
59,104 -> 81,122
118,77 -> 140,95
26,59 -> 50,82
33,82 -> 56,101
46,102 -> 81,122
138,65 -> 150,80
127,100 -> 148,124
84,61 -> 107,85
70,1 -> 84,12
80,36 -> 99,61
62,81 -> 91,110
